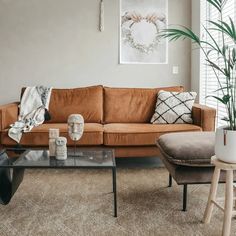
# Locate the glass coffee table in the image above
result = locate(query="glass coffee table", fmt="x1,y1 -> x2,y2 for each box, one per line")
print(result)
0,148 -> 117,217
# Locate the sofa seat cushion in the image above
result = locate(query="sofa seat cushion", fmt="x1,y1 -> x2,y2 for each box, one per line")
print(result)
104,123 -> 202,146
1,123 -> 103,146
157,132 -> 215,166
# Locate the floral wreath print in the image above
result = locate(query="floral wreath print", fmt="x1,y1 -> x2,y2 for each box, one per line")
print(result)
121,11 -> 166,54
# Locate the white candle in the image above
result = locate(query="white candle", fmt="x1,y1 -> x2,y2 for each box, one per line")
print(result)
49,128 -> 59,156
49,128 -> 59,139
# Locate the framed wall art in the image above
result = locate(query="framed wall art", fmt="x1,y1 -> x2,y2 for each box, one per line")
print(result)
120,0 -> 168,64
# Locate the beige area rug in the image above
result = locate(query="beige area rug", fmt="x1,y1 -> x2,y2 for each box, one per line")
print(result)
0,168 -> 235,236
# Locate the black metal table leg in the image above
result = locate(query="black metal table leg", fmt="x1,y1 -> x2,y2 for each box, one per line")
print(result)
168,173 -> 172,187
0,168 -> 24,205
182,184 -> 188,211
0,151 -> 25,205
112,167 -> 117,217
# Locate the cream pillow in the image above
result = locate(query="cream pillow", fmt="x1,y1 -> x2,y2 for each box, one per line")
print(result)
151,90 -> 197,124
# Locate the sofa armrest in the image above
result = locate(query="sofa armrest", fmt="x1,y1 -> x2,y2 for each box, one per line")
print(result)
0,102 -> 19,131
192,104 -> 216,131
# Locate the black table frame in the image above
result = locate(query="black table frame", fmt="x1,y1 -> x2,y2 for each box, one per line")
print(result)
0,149 -> 117,217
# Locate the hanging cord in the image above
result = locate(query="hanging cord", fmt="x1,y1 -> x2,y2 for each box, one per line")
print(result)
99,0 -> 104,32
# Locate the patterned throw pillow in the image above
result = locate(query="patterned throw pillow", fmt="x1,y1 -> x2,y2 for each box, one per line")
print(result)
151,90 -> 197,124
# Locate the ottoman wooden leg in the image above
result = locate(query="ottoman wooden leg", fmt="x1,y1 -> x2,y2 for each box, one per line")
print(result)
222,170 -> 233,236
203,167 -> 221,224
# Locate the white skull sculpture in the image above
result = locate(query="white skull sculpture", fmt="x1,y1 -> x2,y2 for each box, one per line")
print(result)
55,137 -> 67,160
67,114 -> 84,141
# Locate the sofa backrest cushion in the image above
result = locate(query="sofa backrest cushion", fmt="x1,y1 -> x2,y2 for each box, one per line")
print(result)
49,86 -> 103,123
104,86 -> 184,123
21,86 -> 103,123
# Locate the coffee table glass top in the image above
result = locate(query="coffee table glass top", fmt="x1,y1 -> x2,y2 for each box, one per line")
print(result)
0,149 -> 115,168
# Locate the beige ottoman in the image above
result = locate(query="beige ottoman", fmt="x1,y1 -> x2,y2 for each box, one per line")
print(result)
157,132 -> 221,211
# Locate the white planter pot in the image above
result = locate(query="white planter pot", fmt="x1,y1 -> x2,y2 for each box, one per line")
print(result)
215,127 -> 236,163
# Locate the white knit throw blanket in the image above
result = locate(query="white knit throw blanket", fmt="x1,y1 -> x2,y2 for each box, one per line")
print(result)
8,86 -> 52,143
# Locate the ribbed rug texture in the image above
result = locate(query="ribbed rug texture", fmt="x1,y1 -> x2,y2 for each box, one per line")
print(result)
0,168 -> 235,236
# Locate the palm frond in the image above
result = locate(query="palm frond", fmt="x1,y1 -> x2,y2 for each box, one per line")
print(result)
206,95 -> 231,104
206,59 -> 226,75
201,25 -> 221,52
206,0 -> 222,12
209,18 -> 236,43
214,86 -> 232,92
160,27 -> 200,45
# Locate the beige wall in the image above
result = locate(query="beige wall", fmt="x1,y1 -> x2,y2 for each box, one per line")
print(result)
0,0 -> 191,104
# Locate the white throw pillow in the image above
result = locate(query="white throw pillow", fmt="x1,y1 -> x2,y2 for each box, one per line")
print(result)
151,90 -> 197,124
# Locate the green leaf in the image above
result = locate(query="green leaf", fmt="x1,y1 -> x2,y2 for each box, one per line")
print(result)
206,95 -> 230,105
206,0 -> 221,12
221,20 -> 233,35
232,48 -> 236,61
223,94 -> 231,103
224,68 -> 230,78
209,19 -> 236,43
232,48 -> 236,63
160,27 -> 200,45
206,59 -> 225,75
222,117 -> 230,122
201,25 -> 221,52
209,20 -> 226,31
229,17 -> 236,43
214,86 -> 232,92
222,45 -> 228,56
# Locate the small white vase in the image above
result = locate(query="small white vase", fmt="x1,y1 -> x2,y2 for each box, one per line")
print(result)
215,127 -> 236,163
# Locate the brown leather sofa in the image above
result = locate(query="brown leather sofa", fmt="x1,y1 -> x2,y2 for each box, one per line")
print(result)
0,85 -> 216,157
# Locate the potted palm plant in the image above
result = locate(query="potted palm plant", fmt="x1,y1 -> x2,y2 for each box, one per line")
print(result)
161,0 -> 236,163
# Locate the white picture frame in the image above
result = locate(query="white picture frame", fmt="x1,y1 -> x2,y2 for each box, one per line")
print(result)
119,0 -> 168,64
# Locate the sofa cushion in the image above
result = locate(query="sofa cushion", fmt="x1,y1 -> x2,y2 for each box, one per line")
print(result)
157,132 -> 215,166
104,123 -> 202,146
104,86 -> 184,123
151,90 -> 197,124
21,86 -> 103,123
1,123 -> 103,146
